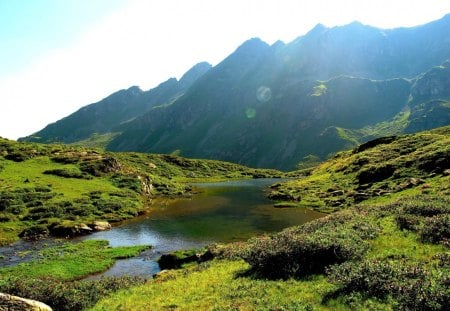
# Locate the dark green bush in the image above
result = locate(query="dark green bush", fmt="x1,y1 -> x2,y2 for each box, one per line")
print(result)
326,260 -> 450,311
401,199 -> 450,217
18,225 -> 49,240
241,211 -> 380,279
395,215 -> 420,231
112,175 -> 141,192
244,229 -> 370,279
0,276 -> 146,311
43,168 -> 87,179
5,152 -> 30,162
420,215 -> 450,245
80,157 -> 120,176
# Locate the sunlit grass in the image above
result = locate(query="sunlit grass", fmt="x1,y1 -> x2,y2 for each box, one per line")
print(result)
0,240 -> 149,281
91,260 -> 336,311
1,157 -> 118,200
368,216 -> 447,262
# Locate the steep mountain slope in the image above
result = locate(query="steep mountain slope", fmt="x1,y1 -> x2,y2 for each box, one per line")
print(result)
22,62 -> 212,144
22,15 -> 450,170
108,73 -> 413,169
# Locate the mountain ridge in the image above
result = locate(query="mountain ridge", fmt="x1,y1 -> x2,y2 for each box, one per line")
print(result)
21,15 -> 450,170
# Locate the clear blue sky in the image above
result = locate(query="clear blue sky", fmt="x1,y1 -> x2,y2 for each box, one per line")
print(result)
0,0 -> 449,139
0,0 -> 126,80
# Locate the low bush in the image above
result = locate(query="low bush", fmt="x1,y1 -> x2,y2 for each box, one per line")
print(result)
243,228 -> 370,279
395,215 -> 421,231
111,175 -> 141,192
400,198 -> 450,217
326,260 -> 449,311
43,168 -> 88,179
420,214 -> 450,245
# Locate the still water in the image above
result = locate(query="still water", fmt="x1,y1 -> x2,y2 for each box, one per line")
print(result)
81,179 -> 325,278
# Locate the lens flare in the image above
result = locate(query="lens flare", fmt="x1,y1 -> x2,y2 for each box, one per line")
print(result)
256,86 -> 272,103
245,108 -> 256,119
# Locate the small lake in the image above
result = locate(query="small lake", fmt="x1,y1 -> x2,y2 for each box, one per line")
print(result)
81,179 -> 325,278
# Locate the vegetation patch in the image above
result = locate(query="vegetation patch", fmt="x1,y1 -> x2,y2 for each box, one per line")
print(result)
326,259 -> 449,311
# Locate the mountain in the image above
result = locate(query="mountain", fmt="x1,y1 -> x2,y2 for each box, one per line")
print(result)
22,62 -> 212,144
21,15 -> 450,170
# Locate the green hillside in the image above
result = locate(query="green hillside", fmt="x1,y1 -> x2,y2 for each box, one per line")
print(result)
90,126 -> 449,310
0,138 -> 281,245
270,125 -> 450,212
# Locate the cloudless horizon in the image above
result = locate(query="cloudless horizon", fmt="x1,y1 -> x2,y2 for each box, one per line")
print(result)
1,0 -> 449,140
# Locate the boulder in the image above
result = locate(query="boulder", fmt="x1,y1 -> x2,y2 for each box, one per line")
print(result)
91,221 -> 111,231
0,292 -> 52,311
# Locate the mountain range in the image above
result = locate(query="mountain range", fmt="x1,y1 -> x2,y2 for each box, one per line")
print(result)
21,14 -> 450,170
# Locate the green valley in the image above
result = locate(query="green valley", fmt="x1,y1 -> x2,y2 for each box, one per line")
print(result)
91,126 -> 450,310
1,12 -> 449,311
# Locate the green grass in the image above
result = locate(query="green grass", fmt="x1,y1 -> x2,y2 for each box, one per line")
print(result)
0,240 -> 149,311
367,216 -> 447,262
0,240 -> 149,281
1,157 -> 119,199
91,260 -> 336,311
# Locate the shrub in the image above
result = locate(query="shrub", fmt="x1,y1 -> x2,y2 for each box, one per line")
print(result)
395,215 -> 420,231
18,225 -> 49,240
112,175 -> 141,192
326,260 -> 450,311
43,168 -> 87,179
240,210 -> 381,279
420,214 -> 450,245
243,228 -> 370,279
401,199 -> 450,217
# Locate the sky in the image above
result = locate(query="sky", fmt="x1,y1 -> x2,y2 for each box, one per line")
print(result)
0,0 -> 449,140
